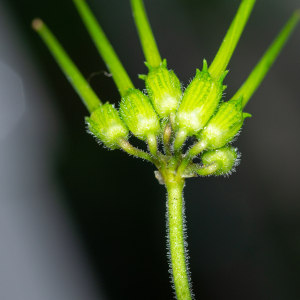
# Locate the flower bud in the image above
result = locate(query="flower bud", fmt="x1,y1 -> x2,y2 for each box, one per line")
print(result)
198,97 -> 251,150
140,59 -> 182,118
86,103 -> 129,149
197,146 -> 239,176
119,88 -> 161,140
175,60 -> 226,136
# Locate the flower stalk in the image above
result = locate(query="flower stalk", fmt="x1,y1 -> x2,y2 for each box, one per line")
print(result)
33,0 -> 299,299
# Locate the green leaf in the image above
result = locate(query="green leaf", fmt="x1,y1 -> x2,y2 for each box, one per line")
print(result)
131,0 -> 162,68
32,19 -> 101,113
208,0 -> 257,80
232,10 -> 300,108
73,0 -> 134,96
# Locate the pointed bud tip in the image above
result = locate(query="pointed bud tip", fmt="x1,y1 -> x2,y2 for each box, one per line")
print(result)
144,61 -> 154,71
32,18 -> 44,31
139,74 -> 147,81
243,112 -> 252,119
202,59 -> 208,72
219,70 -> 229,82
195,68 -> 201,76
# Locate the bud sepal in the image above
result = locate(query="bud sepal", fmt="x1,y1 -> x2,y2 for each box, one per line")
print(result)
86,103 -> 129,149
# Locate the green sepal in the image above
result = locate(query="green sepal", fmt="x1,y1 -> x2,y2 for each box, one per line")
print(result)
243,112 -> 252,119
144,59 -> 182,118
119,88 -> 161,140
197,146 -> 238,176
139,74 -> 147,80
86,103 -> 129,149
144,61 -> 153,71
175,59 -> 225,136
198,97 -> 250,150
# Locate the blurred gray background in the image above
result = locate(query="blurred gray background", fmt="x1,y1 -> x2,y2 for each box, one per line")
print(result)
0,0 -> 300,299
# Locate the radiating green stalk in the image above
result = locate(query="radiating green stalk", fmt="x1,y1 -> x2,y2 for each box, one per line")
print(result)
232,10 -> 300,108
165,177 -> 192,300
177,140 -> 208,177
131,0 -> 162,68
32,19 -> 101,113
117,138 -> 156,164
209,0 -> 256,80
73,0 -> 134,96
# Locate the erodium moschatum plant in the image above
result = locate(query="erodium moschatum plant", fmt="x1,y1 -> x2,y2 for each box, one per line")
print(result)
33,0 -> 299,299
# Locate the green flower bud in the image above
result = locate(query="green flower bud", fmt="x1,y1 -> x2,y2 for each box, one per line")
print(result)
86,103 -> 129,149
140,59 -> 182,118
197,146 -> 239,176
198,97 -> 251,150
175,60 -> 226,137
119,88 -> 161,140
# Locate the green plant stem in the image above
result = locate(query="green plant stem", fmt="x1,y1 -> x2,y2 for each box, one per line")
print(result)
73,0 -> 134,96
147,133 -> 158,157
131,0 -> 162,68
177,140 -> 207,177
32,19 -> 101,113
232,10 -> 300,108
208,0 -> 256,80
117,138 -> 157,164
165,176 -> 192,300
174,129 -> 188,151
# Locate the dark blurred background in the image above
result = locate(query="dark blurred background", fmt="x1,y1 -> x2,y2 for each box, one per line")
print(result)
0,0 -> 300,299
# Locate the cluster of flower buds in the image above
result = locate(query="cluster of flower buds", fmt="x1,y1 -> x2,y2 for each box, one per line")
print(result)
34,0 -> 300,182
86,58 -> 250,177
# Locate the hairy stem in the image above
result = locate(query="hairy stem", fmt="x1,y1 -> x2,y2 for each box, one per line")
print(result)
165,176 -> 193,300
117,138 -> 156,164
